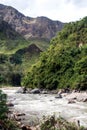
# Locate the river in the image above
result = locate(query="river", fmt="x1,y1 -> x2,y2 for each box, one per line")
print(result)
1,87 -> 87,127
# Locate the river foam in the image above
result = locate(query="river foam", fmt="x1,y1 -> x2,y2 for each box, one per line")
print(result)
1,87 -> 87,127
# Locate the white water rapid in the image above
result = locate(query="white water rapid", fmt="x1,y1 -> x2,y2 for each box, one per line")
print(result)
1,87 -> 87,127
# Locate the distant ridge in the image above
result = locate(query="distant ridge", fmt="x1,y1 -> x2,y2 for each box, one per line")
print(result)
0,4 -> 64,40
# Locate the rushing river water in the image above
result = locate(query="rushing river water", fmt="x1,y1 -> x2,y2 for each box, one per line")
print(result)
1,87 -> 87,127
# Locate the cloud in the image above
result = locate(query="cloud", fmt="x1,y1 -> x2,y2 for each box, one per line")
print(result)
23,0 -> 87,22
66,0 -> 87,7
0,0 -> 29,10
0,0 -> 87,22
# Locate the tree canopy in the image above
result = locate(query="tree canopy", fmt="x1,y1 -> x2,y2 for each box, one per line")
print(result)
23,17 -> 87,90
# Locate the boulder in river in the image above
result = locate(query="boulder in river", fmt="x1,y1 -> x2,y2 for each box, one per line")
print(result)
83,98 -> 87,102
55,94 -> 62,98
16,87 -> 27,94
16,87 -> 23,93
30,88 -> 41,94
23,87 -> 27,93
16,113 -> 25,116
68,100 -> 76,104
41,90 -> 48,94
6,102 -> 14,107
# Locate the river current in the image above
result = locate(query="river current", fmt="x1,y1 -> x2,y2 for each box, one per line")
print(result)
1,87 -> 87,127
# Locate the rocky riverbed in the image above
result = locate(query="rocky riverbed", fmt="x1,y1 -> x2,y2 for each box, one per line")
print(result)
1,87 -> 87,128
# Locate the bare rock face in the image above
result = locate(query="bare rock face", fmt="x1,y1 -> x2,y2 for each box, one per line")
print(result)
0,4 -> 64,40
0,16 -> 21,39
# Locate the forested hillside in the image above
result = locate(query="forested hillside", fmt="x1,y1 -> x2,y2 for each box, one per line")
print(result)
23,17 -> 87,90
0,19 -> 48,86
0,4 -> 65,87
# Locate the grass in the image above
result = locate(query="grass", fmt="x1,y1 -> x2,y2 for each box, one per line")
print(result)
0,38 -> 49,54
40,115 -> 85,130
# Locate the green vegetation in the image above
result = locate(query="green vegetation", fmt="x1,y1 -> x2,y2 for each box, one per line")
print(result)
23,17 -> 87,90
0,90 -> 21,129
0,20 -> 49,86
0,90 -> 8,120
40,115 -> 85,130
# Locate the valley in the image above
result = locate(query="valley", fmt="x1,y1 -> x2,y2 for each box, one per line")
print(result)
0,3 -> 87,130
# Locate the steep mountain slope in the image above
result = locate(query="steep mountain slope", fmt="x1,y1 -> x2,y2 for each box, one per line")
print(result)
23,17 -> 87,90
0,18 -> 43,86
0,15 -> 49,54
0,18 -> 20,40
0,17 -> 28,53
0,4 -> 64,86
0,4 -> 64,40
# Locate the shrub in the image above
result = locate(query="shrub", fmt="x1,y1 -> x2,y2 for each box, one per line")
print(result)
40,115 -> 85,130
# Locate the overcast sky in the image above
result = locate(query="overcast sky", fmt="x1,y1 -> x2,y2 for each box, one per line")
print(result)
0,0 -> 87,22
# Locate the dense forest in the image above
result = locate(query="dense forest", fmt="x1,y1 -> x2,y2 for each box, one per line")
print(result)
23,17 -> 87,90
0,17 -> 87,90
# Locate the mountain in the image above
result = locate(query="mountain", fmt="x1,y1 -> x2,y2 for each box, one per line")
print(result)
0,17 -> 29,53
0,4 -> 65,86
0,17 -> 44,86
0,17 -> 20,40
0,4 -> 64,40
23,16 -> 87,90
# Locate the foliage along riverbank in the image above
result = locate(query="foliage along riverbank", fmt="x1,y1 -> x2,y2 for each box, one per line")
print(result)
23,16 -> 87,91
0,90 -> 20,130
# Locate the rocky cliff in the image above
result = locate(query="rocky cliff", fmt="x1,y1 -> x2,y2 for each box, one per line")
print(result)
0,4 -> 64,40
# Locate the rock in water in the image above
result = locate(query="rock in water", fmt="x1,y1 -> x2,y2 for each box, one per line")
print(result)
55,94 -> 62,98
30,88 -> 41,94
16,87 -> 23,93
